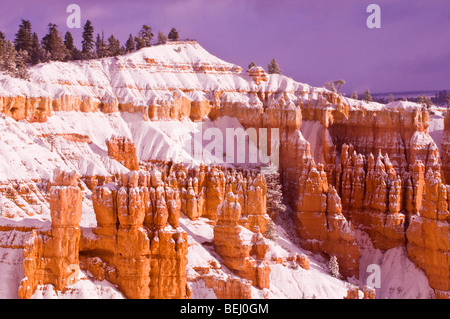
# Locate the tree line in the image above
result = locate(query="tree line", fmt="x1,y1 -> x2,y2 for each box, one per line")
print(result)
327,81 -> 450,107
0,19 -> 181,80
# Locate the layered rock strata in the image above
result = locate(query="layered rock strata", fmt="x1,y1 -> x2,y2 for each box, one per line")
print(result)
169,163 -> 270,234
406,167 -> 450,297
106,136 -> 140,171
213,191 -> 270,289
18,169 -> 82,299
0,41 -> 447,298
82,170 -> 188,299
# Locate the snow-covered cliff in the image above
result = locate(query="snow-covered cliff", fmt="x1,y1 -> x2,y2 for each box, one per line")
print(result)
0,41 -> 446,299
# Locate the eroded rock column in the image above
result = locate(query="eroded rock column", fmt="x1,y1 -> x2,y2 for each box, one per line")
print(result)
19,169 -> 82,298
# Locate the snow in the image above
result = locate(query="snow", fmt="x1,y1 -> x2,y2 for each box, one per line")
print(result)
300,120 -> 325,164
0,110 -> 252,185
356,230 -> 435,299
262,210 -> 353,299
30,270 -> 125,299
428,110 -> 445,152
188,279 -> 217,299
0,42 -> 324,113
385,100 -> 424,111
0,41 -> 442,299
410,130 -> 434,148
0,247 -> 24,299
181,209 -> 356,299
0,112 -> 130,181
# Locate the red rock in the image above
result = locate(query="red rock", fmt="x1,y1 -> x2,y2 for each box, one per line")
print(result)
203,275 -> 252,299
83,170 -> 189,299
106,136 -> 140,170
213,191 -> 271,289
19,170 -> 83,299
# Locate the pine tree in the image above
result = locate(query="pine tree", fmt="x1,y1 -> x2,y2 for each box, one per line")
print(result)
168,28 -> 179,41
14,19 -> 33,62
124,33 -> 135,53
107,34 -> 122,56
417,95 -> 432,108
329,255 -> 340,278
446,93 -> 450,107
351,91 -> 358,100
134,35 -> 145,50
325,81 -> 336,92
82,20 -> 95,59
95,32 -> 109,58
157,31 -> 167,45
15,49 -> 30,80
267,58 -> 282,75
248,61 -> 256,70
388,94 -> 395,102
64,31 -> 75,60
2,40 -> 18,76
30,32 -> 49,65
139,25 -> 153,47
0,31 -> 6,67
42,23 -> 69,61
264,167 -> 286,221
333,79 -> 346,93
363,89 -> 373,102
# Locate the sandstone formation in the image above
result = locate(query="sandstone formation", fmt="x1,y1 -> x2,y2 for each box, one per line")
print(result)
169,163 -> 270,234
203,274 -> 253,299
106,136 -> 140,171
18,169 -> 82,299
247,66 -> 268,84
343,286 -> 376,299
0,41 -> 447,299
213,191 -> 270,289
406,167 -> 450,297
441,111 -> 450,183
82,170 -> 188,299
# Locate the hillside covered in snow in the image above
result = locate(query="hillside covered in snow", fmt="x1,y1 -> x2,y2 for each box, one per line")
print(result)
0,41 -> 447,300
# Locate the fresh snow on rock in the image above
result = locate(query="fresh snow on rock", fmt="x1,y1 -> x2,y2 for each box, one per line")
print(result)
0,41 -> 439,299
30,270 -> 125,299
356,230 -> 435,299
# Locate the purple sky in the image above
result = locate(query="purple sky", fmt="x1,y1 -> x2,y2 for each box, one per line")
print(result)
1,0 -> 449,94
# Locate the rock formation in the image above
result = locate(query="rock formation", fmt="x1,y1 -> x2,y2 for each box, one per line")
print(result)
203,274 -> 253,299
0,41 -> 447,298
106,136 -> 140,171
343,286 -> 376,299
406,167 -> 450,298
82,170 -> 188,299
441,111 -> 450,183
18,169 -> 82,299
213,190 -> 270,289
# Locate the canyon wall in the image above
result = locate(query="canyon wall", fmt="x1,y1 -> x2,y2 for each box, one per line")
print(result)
0,41 -> 447,298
